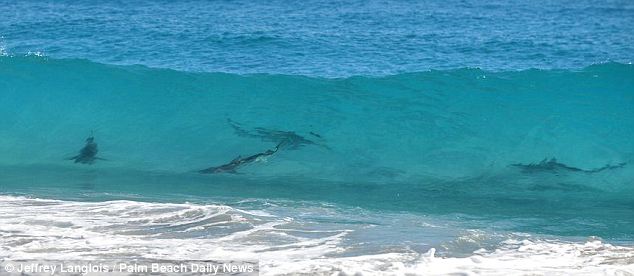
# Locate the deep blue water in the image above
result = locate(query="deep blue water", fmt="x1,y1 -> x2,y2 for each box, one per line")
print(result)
2,0 -> 633,76
1,1 -> 633,275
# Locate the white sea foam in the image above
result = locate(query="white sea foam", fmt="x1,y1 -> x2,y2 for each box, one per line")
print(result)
0,195 -> 632,275
0,195 -> 346,262
0,39 -> 7,56
261,239 -> 634,275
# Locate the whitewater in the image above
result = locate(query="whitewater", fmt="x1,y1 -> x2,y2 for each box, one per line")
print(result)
1,195 -> 633,275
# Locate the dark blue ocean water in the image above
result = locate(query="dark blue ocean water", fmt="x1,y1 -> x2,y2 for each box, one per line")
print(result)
2,0 -> 633,76
1,1 -> 633,274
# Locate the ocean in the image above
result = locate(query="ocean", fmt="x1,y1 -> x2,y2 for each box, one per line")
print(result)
1,0 -> 633,275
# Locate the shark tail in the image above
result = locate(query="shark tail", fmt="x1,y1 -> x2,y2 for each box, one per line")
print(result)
586,162 -> 627,173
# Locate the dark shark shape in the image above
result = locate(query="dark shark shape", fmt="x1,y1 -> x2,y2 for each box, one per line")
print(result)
227,119 -> 328,150
511,158 -> 626,174
67,134 -> 105,164
199,143 -> 280,174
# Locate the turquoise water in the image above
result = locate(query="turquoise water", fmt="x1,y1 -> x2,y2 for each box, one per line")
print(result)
1,1 -> 634,274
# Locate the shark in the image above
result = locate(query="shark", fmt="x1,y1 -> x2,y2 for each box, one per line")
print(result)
511,158 -> 626,174
67,133 -> 106,164
227,119 -> 328,150
199,143 -> 281,174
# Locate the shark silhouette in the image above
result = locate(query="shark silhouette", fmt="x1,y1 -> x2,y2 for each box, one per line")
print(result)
67,133 -> 106,164
511,158 -> 626,174
227,119 -> 328,150
199,143 -> 281,174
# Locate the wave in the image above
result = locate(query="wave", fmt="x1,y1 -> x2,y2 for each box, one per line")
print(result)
1,56 -> 634,238
0,195 -> 346,263
1,56 -> 632,175
0,195 -> 632,275
264,240 -> 634,275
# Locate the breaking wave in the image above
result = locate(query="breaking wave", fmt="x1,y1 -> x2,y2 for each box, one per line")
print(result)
0,195 -> 632,275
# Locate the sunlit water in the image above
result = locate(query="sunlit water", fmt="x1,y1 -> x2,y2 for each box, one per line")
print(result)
1,0 -> 634,275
